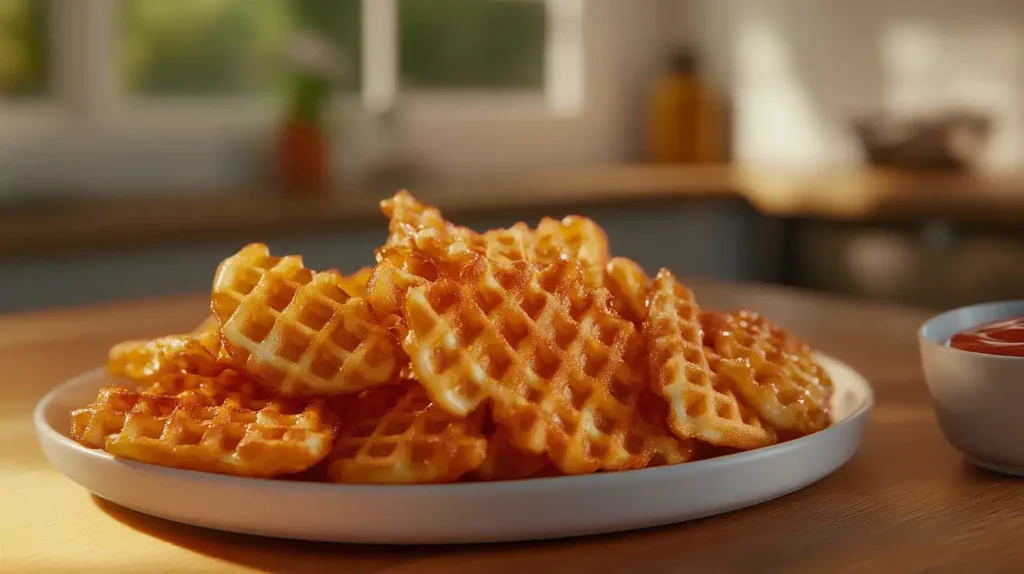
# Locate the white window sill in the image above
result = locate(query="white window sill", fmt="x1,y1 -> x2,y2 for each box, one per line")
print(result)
0,91 -> 605,194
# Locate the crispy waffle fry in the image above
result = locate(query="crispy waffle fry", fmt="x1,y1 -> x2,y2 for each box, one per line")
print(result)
108,333 -> 224,381
338,267 -> 373,298
365,248 -> 435,317
646,270 -> 776,450
80,189 -> 837,485
481,222 -> 534,263
402,256 -> 692,474
604,257 -> 650,327
532,216 -> 609,290
379,191 -> 609,288
472,426 -> 556,481
213,244 -> 400,396
71,386 -> 335,478
328,381 -> 487,484
139,368 -> 273,405
702,310 -> 833,434
381,190 -> 483,253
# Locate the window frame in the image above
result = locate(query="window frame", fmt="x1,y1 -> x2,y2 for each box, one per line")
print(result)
0,0 -> 608,193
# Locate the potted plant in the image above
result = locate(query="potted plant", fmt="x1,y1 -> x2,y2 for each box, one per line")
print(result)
276,32 -> 343,195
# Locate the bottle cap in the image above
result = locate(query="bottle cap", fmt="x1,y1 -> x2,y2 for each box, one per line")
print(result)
669,48 -> 698,74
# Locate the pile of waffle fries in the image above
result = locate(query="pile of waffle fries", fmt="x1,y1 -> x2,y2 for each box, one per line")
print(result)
70,191 -> 833,484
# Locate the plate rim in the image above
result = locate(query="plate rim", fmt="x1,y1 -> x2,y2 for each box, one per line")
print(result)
35,352 -> 874,494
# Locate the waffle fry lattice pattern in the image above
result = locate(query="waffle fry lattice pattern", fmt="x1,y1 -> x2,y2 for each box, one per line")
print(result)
71,190 -> 833,483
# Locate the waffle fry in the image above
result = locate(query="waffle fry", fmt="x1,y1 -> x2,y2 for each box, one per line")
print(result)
702,310 -> 833,434
402,256 -> 692,474
338,267 -> 373,298
328,381 -> 487,484
365,248 -> 434,317
140,369 -> 273,405
481,222 -> 534,263
472,426 -> 556,481
74,189 -> 835,484
604,257 -> 650,327
381,190 -> 483,254
213,244 -> 400,396
380,191 -> 608,286
108,333 -> 224,381
71,385 -> 335,477
646,270 -> 776,450
532,216 -> 609,290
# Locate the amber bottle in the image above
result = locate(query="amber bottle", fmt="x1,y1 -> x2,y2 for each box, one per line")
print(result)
648,48 -> 727,164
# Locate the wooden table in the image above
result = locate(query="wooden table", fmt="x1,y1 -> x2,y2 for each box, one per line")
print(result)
3,282 -> 1021,573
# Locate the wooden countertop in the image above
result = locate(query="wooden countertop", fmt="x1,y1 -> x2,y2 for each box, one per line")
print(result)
3,165 -> 1024,257
5,280 -> 1021,572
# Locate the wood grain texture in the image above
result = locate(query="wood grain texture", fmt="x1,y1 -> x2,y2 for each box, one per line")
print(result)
3,281 -> 1020,573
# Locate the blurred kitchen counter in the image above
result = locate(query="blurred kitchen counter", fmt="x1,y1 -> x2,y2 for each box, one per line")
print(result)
3,164 -> 1024,313
3,164 -> 1024,257
1,165 -> 732,257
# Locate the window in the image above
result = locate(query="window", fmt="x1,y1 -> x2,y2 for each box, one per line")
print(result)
117,0 -> 551,101
120,0 -> 362,96
1,0 -> 595,191
0,0 -> 49,98
399,0 -> 546,90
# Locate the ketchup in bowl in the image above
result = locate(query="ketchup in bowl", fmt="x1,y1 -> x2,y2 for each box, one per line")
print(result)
949,316 -> 1024,357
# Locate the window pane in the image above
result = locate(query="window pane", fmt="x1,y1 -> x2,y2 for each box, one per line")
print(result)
399,0 -> 546,90
120,0 -> 361,97
0,0 -> 49,98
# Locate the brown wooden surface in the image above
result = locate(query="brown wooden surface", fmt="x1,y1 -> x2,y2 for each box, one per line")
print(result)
4,165 -> 1024,256
2,281 -> 1021,573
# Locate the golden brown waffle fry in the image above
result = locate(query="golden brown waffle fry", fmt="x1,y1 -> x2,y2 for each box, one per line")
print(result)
532,216 -> 610,290
646,269 -> 776,449
192,316 -> 223,357
481,222 -> 534,263
83,189 -> 837,484
139,369 -> 273,406
379,191 -> 609,289
402,255 -> 692,474
604,257 -> 650,327
380,190 -> 483,254
472,426 -> 556,481
213,244 -> 400,396
327,382 -> 487,484
365,248 -> 434,317
703,310 -> 833,434
108,333 -> 224,381
338,266 -> 373,298
71,386 -> 335,478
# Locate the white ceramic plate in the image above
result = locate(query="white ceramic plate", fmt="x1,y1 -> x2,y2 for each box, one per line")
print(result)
35,353 -> 873,544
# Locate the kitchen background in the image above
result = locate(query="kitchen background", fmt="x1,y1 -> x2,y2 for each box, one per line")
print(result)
1,0 -> 1022,313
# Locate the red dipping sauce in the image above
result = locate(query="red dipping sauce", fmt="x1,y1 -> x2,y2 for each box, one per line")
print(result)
949,316 -> 1024,357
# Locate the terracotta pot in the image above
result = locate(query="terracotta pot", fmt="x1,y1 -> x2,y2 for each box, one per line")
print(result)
276,119 -> 331,194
